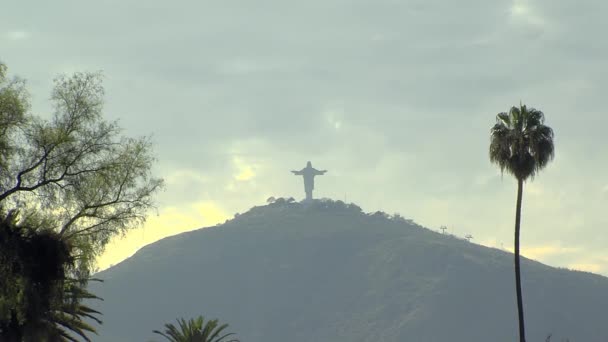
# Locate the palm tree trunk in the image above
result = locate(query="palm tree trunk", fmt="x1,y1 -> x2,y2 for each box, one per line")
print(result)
514,178 -> 526,342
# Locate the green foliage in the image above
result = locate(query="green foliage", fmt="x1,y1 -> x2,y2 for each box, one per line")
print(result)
0,63 -> 29,171
152,316 -> 239,342
0,64 -> 164,273
0,210 -> 102,341
0,62 -> 162,340
489,103 -> 555,181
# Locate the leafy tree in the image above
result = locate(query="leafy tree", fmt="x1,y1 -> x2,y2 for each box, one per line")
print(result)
0,63 -> 163,340
0,65 -> 163,271
152,316 -> 239,342
0,64 -> 28,171
489,103 -> 554,342
0,210 -> 102,341
273,197 -> 288,205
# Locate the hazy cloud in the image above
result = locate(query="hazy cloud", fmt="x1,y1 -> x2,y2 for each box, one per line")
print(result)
5,30 -> 30,41
2,0 -> 607,275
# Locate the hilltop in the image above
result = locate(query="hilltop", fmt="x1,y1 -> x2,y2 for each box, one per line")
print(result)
91,199 -> 608,342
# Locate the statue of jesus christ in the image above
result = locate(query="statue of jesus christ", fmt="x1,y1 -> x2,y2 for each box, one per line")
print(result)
291,161 -> 327,201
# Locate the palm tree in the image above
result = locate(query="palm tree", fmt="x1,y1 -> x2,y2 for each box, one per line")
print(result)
42,279 -> 103,341
0,210 -> 102,341
489,103 -> 555,342
152,316 -> 239,342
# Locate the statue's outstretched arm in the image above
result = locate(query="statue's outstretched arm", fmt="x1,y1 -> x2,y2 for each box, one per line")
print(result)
291,170 -> 303,175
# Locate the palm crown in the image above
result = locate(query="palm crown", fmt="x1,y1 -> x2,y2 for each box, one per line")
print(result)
489,103 -> 555,181
152,316 -> 239,342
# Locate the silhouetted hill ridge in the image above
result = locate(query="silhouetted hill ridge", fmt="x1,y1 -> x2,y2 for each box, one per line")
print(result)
92,199 -> 608,342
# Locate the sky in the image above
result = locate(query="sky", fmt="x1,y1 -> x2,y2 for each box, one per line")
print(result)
1,0 -> 607,275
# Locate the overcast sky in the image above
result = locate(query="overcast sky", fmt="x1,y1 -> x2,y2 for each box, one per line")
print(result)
2,0 -> 607,275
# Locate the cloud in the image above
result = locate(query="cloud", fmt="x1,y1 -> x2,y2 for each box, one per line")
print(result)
324,107 -> 344,131
165,169 -> 210,186
3,0 -> 608,276
563,251 -> 608,275
97,201 -> 229,271
568,263 -> 603,274
509,0 -> 545,27
477,240 -> 608,275
233,156 -> 256,181
5,30 -> 30,41
216,58 -> 299,75
521,243 -> 581,260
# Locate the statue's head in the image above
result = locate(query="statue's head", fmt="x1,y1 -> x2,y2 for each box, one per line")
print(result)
307,161 -> 312,167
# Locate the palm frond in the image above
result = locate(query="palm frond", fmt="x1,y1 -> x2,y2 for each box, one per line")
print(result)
206,323 -> 229,341
43,277 -> 103,341
525,107 -> 545,127
489,103 -> 555,181
49,312 -> 97,342
509,105 -> 522,130
153,329 -> 178,342
152,316 -> 239,342
496,111 -> 511,127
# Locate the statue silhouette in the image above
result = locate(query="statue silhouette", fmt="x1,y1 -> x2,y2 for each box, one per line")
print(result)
291,161 -> 327,201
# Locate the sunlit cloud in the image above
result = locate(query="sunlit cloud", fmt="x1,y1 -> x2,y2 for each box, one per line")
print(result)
5,30 -> 30,41
193,201 -> 230,223
472,172 -> 496,187
522,243 -> 581,260
233,156 -> 256,181
568,263 -> 603,274
525,182 -> 543,196
97,201 -> 229,271
4,0 -> 607,277
165,168 -> 210,186
480,241 -> 581,260
509,0 -> 546,29
566,253 -> 608,275
476,241 -> 608,274
324,107 -> 344,130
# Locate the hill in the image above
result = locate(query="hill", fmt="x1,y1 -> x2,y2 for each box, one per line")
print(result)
91,199 -> 608,341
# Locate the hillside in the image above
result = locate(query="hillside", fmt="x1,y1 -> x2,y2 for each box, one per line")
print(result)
91,199 -> 608,342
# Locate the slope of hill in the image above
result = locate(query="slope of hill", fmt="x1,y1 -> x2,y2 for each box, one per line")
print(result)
91,199 -> 608,342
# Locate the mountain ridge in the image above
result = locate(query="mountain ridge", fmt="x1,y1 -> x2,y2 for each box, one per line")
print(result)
92,199 -> 608,342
